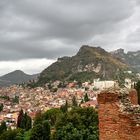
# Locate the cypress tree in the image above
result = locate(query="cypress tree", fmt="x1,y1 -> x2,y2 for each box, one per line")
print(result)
84,93 -> 90,102
17,110 -> 32,130
72,96 -> 78,107
60,100 -> 68,113
17,109 -> 24,128
135,81 -> 140,105
25,114 -> 32,131
0,104 -> 3,112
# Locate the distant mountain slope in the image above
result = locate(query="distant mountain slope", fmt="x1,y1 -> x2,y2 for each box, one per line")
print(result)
38,45 -> 128,85
111,49 -> 140,72
0,70 -> 39,87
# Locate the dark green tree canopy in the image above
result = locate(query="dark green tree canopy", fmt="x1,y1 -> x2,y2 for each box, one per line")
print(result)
72,96 -> 78,107
0,121 -> 7,134
17,110 -> 32,130
55,107 -> 99,140
60,100 -> 68,113
0,106 -> 99,140
135,81 -> 140,105
84,93 -> 90,102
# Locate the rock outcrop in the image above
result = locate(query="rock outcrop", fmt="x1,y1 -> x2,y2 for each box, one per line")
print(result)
38,45 -> 128,85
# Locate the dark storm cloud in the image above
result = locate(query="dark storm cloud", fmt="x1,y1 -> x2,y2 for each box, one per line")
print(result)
0,0 -> 139,61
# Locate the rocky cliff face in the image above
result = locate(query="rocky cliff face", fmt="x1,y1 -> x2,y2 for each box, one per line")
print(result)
111,49 -> 140,72
38,45 -> 128,85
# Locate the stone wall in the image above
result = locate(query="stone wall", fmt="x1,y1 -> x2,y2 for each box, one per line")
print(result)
98,88 -> 140,140
128,89 -> 138,105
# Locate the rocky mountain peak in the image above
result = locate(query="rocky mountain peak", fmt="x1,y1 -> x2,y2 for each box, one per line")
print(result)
111,49 -> 140,72
37,45 -> 128,85
111,48 -> 125,55
77,45 -> 108,57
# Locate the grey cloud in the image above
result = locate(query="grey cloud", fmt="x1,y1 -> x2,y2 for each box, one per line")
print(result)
0,0 -> 139,61
122,27 -> 140,51
0,39 -> 77,60
12,0 -> 134,40
127,28 -> 140,43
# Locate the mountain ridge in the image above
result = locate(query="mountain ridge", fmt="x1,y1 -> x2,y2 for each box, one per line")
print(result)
0,70 -> 39,87
111,48 -> 140,72
37,45 -> 128,85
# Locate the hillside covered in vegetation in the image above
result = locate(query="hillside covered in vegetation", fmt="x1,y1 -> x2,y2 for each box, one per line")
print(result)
37,45 -> 128,85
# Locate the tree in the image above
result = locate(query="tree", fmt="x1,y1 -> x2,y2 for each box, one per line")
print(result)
58,82 -> 66,88
0,121 -> 7,134
0,128 -> 24,140
0,104 -> 3,112
31,111 -> 51,140
17,110 -> 32,130
0,95 -> 10,100
135,81 -> 140,105
26,116 -> 32,131
24,112 -> 32,131
17,109 -> 24,128
15,131 -> 24,140
30,121 -> 50,140
84,93 -> 90,102
77,81 -> 82,88
55,123 -> 81,140
23,130 -> 31,140
55,107 -> 99,140
51,88 -> 58,92
30,124 -> 43,140
81,99 -> 84,104
72,96 -> 78,107
42,121 -> 50,140
43,108 -> 62,126
33,111 -> 43,126
12,96 -> 19,104
60,100 -> 68,113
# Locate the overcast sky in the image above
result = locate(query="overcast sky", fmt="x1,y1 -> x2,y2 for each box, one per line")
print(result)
0,0 -> 140,75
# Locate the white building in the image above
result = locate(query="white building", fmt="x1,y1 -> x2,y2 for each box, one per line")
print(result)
93,80 -> 116,90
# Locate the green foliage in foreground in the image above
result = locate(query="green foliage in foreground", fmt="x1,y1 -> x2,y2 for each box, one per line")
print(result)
55,107 -> 99,140
0,128 -> 24,140
0,121 -> 7,134
30,120 -> 50,140
0,107 -> 99,140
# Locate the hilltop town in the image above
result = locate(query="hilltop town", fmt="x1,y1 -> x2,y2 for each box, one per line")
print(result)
0,75 -> 136,129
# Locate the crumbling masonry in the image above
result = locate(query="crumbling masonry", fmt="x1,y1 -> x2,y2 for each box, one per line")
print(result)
98,88 -> 140,140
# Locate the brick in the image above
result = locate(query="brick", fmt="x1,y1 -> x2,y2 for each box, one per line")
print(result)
98,89 -> 140,140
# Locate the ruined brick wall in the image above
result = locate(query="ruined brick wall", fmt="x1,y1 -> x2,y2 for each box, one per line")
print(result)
128,89 -> 138,105
98,89 -> 140,140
